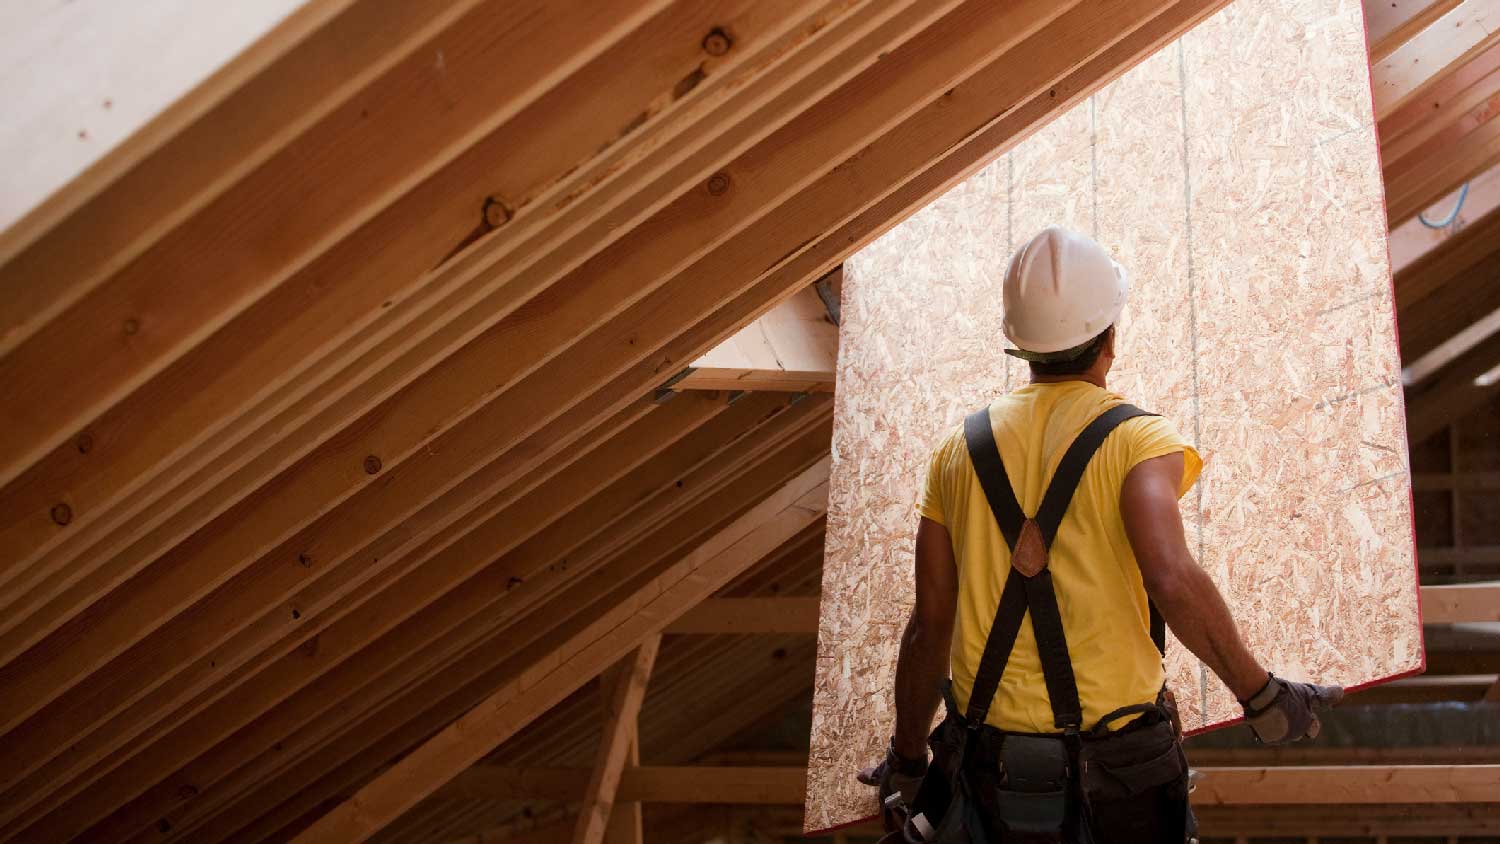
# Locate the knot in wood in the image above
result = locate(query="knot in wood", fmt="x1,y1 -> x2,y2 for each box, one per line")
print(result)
707,172 -> 731,196
702,28 -> 732,57
363,454 -> 383,475
50,502 -> 73,526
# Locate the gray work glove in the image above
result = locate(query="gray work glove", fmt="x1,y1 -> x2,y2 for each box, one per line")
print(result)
857,739 -> 928,811
1240,674 -> 1344,745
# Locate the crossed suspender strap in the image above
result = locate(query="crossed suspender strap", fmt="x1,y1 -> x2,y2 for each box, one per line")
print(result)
961,403 -> 1162,731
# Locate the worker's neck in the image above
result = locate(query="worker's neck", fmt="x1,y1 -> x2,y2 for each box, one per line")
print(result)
1030,371 -> 1107,389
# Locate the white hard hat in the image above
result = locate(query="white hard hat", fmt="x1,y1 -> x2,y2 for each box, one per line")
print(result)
1001,226 -> 1128,360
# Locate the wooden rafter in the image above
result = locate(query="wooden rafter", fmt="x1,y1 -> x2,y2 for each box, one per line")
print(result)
1371,0 -> 1500,119
665,598 -> 822,635
32,401 -> 830,844
292,459 -> 830,842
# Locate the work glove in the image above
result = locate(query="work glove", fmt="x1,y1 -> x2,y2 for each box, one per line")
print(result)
857,738 -> 928,812
1240,674 -> 1344,745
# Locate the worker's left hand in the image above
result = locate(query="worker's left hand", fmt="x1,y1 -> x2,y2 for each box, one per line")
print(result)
857,739 -> 927,810
1240,674 -> 1344,745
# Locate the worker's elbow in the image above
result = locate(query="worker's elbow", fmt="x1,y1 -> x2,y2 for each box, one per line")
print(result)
1140,560 -> 1191,609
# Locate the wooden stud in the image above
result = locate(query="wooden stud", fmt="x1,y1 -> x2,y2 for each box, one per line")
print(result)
572,639 -> 660,844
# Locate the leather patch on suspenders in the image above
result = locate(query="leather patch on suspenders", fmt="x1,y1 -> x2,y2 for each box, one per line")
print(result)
1011,518 -> 1048,577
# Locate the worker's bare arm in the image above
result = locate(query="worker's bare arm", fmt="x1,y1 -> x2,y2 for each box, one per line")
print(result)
1120,452 -> 1266,701
893,516 -> 959,759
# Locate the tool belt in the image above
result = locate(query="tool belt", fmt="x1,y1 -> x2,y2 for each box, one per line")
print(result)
890,404 -> 1196,843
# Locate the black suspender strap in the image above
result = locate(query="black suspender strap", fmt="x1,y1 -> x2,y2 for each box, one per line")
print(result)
960,402 -> 1157,731
963,410 -> 1025,550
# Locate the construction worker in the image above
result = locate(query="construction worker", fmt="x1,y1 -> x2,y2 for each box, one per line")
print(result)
858,227 -> 1343,842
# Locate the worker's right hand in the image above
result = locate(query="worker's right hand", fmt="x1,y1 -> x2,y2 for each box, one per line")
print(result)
857,739 -> 927,810
1240,674 -> 1343,745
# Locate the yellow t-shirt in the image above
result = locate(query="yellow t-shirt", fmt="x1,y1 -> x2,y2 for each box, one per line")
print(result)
917,381 -> 1201,734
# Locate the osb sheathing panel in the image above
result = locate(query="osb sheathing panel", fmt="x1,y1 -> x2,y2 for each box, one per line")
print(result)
806,0 -> 1420,829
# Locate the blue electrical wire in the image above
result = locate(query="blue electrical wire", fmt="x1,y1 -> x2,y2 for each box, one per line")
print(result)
1419,180 -> 1469,229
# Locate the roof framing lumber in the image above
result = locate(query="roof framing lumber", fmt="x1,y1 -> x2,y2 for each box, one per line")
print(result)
1371,0 -> 1500,119
676,285 -> 839,394
291,459 -> 831,842
665,598 -> 822,635
0,0 -> 1101,777
0,0 -> 673,489
439,764 -> 1500,806
63,415 -> 832,844
0,0 -> 970,742
1378,42 -> 1500,166
0,3 -> 1230,839
0,395 -> 793,839
1405,317 -> 1500,443
1386,100 -> 1500,223
0,0 -> 892,657
1396,243 -> 1500,364
0,0 -> 909,641
1422,582 -> 1500,623
264,7 -> 1229,834
572,639 -> 660,844
0,0 -> 406,332
1193,765 -> 1500,804
1366,0 -> 1467,60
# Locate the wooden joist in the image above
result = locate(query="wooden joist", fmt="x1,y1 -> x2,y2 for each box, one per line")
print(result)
439,764 -> 1500,806
1371,0 -> 1499,119
1422,581 -> 1500,623
676,283 -> 839,394
291,459 -> 831,842
1379,41 -> 1500,167
444,766 -> 808,805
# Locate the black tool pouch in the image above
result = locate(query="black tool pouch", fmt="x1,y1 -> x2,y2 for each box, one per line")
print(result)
1077,716 -> 1194,840
990,735 -> 1070,833
1077,718 -> 1185,803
